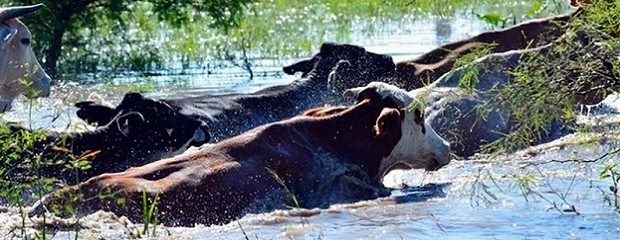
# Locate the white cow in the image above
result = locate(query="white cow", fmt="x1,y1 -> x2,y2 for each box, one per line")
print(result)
0,4 -> 51,113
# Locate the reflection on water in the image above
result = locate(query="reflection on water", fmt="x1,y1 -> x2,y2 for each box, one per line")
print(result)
435,17 -> 454,45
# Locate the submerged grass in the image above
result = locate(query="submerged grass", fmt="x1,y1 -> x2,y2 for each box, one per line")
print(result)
466,142 -> 615,217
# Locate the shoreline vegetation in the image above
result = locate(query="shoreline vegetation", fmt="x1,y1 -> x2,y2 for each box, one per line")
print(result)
7,0 -> 569,82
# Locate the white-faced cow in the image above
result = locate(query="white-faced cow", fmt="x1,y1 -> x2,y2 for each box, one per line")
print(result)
336,2 -> 615,157
0,4 -> 51,113
32,88 -> 450,226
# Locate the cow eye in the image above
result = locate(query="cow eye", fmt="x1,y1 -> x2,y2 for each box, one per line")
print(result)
20,38 -> 30,45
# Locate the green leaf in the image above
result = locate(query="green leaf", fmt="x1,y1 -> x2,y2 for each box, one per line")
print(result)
475,13 -> 507,27
116,197 -> 126,207
526,2 -> 543,16
600,162 -> 620,179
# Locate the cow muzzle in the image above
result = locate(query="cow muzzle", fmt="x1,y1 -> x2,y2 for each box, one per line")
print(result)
429,142 -> 452,171
24,74 -> 52,98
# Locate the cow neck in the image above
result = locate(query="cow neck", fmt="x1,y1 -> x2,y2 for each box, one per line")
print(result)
291,62 -> 342,104
282,66 -> 335,102
285,101 -> 393,177
203,65 -> 339,141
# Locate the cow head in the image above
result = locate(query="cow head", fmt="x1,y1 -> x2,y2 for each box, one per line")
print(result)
80,92 -> 210,157
0,4 -> 51,113
344,83 -> 451,178
75,101 -> 121,127
283,42 -> 396,93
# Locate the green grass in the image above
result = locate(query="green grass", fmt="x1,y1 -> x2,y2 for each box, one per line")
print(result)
137,190 -> 160,238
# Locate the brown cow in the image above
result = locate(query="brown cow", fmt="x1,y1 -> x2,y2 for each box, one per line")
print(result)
327,3 -> 615,106
393,0 -> 598,90
394,11 -> 576,89
305,7 -> 587,100
32,88 -> 451,227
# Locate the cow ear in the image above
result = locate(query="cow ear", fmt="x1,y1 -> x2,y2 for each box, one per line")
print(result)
75,101 -> 118,126
116,112 -> 145,137
283,58 -> 316,75
343,86 -> 381,103
0,26 -> 16,49
343,86 -> 364,100
357,87 -> 383,103
319,42 -> 337,54
374,108 -> 401,136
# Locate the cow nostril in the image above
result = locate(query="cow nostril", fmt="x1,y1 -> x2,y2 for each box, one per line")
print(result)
40,87 -> 51,97
0,100 -> 12,113
30,76 -> 52,97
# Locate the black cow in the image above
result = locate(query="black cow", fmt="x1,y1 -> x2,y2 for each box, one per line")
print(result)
3,92 -> 210,184
75,42 -> 397,142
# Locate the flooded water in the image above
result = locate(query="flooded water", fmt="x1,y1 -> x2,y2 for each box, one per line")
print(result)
1,1 -> 619,239
165,141 -> 620,240
2,136 -> 615,239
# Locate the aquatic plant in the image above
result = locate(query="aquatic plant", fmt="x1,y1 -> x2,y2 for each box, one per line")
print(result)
0,99 -> 84,239
266,167 -> 300,209
600,162 -> 620,209
237,221 -> 251,240
136,190 -> 160,238
454,0 -> 620,154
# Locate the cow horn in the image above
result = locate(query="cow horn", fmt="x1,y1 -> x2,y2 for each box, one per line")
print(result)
0,4 -> 44,22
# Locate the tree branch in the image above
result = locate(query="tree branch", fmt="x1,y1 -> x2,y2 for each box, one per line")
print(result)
520,147 -> 620,169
